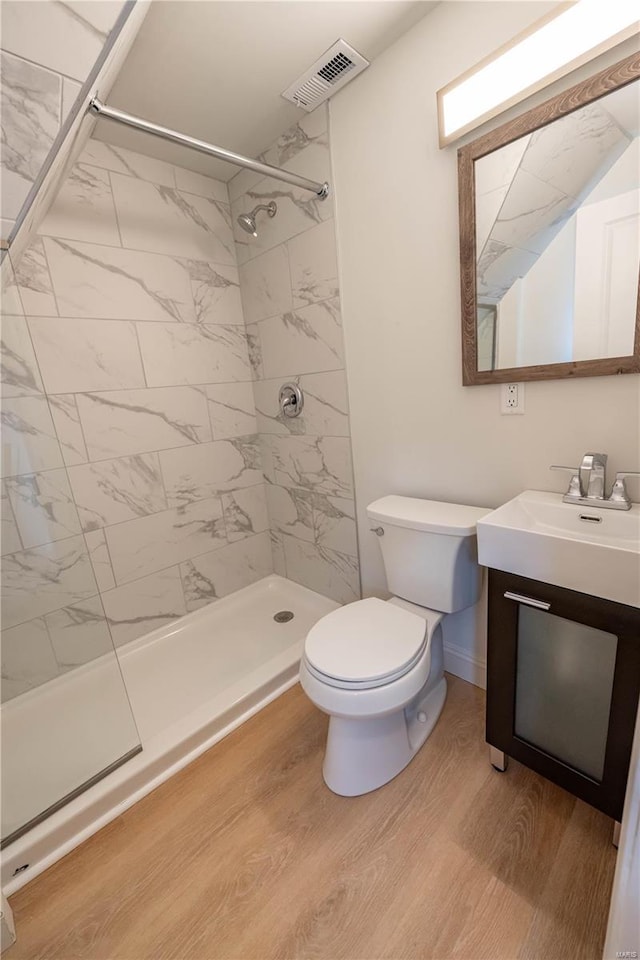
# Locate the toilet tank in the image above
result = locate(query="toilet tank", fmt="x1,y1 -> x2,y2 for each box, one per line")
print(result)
367,496 -> 491,613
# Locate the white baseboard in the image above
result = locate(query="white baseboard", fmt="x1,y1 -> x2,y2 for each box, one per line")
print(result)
443,641 -> 486,689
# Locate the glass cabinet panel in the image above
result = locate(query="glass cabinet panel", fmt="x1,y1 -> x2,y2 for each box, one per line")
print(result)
514,606 -> 617,781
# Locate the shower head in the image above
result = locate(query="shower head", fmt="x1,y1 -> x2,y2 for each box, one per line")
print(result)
237,201 -> 277,237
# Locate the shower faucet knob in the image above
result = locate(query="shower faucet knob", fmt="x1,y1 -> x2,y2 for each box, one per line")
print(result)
279,383 -> 303,419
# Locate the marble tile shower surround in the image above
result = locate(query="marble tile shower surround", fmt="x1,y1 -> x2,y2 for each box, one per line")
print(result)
0,141 -> 273,702
228,105 -> 360,608
0,0 -> 125,237
1,104 -> 360,701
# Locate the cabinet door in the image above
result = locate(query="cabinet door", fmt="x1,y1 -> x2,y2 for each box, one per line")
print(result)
487,570 -> 640,820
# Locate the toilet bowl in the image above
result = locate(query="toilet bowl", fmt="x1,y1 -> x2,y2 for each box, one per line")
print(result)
300,495 -> 490,796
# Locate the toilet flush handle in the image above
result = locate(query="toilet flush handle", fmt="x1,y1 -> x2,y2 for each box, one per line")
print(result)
370,526 -> 384,536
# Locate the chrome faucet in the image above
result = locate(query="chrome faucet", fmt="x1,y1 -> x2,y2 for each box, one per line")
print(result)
578,452 -> 607,500
550,453 -> 640,511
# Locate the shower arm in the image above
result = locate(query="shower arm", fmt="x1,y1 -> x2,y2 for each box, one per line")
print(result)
88,98 -> 330,199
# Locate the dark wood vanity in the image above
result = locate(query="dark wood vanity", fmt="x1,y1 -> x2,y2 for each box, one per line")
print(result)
486,569 -> 640,821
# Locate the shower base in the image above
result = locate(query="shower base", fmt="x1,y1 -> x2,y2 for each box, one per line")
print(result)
2,575 -> 338,893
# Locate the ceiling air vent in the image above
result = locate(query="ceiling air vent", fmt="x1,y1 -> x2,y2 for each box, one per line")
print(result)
282,39 -> 369,112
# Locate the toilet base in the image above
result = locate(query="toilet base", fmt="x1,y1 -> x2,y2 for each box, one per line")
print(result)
322,675 -> 447,796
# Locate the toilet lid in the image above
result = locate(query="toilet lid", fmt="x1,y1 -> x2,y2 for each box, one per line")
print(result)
304,598 -> 427,684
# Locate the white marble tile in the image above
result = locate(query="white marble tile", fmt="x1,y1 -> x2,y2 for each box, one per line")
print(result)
68,453 -> 167,531
245,323 -> 263,379
254,371 -> 349,437
281,535 -> 359,605
1,1 -> 123,82
521,103 -> 629,200
13,238 -> 58,315
76,387 -> 211,461
258,434 -> 275,484
84,528 -> 116,592
312,494 -> 358,557
62,78 -> 82,122
48,394 -> 88,466
2,534 -> 98,628
1,483 -> 22,555
39,164 -> 121,247
287,219 -> 338,308
222,484 -> 269,542
238,245 -> 292,323
228,164 -> 265,205
159,436 -> 262,506
260,107 -> 328,170
186,260 -> 243,325
476,240 -> 538,300
45,595 -> 113,668
174,168 -> 228,203
80,141 -> 176,187
205,382 -> 257,439
105,497 -> 226,585
258,299 -> 344,379
101,567 -> 187,647
270,530 -> 286,577
1,254 -> 24,315
6,468 -> 81,547
266,483 -> 314,542
1,617 -> 59,700
1,315 -> 44,396
28,316 -> 146,393
110,174 -> 235,264
44,238 -> 196,322
231,156 -> 332,263
490,169 -> 574,256
1,395 -> 64,477
136,322 -> 251,387
270,435 -> 353,498
0,52 -> 60,221
180,532 -> 272,612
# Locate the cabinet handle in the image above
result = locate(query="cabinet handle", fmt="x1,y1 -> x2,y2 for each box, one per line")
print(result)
504,591 -> 551,611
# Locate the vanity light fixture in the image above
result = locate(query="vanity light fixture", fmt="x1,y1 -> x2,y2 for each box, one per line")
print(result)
437,0 -> 639,147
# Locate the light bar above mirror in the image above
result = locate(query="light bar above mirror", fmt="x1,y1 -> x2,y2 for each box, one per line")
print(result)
437,0 -> 640,148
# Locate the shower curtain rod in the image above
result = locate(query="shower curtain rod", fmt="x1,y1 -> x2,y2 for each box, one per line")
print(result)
88,98 -> 330,199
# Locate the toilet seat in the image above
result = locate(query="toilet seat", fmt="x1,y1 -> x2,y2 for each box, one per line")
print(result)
303,598 -> 427,690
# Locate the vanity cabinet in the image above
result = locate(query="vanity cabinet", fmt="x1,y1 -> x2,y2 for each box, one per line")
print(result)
486,569 -> 640,821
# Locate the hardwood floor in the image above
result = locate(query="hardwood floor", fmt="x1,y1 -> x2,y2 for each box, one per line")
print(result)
7,676 -> 616,960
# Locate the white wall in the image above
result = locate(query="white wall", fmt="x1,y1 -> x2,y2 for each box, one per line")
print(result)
330,1 -> 640,670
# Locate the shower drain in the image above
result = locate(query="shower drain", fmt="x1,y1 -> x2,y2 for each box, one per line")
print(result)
273,610 -> 294,623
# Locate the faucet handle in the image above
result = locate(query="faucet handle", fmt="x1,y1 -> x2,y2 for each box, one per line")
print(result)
609,472 -> 640,506
550,465 -> 581,499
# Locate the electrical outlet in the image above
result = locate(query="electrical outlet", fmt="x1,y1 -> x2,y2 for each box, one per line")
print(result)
501,382 -> 525,415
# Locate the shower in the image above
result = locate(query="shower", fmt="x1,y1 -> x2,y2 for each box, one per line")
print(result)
237,201 -> 277,237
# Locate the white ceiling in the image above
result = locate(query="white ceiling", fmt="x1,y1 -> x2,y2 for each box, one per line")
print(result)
95,0 -> 438,180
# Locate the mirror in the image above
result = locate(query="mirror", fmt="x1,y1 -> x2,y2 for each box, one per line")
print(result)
459,51 -> 640,384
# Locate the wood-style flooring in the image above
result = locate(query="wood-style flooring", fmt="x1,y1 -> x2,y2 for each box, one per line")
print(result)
7,676 -> 617,960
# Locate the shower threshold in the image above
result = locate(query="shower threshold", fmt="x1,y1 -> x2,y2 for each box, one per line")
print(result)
1,575 -> 338,893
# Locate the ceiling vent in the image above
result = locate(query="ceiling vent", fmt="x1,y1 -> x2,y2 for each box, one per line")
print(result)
282,39 -> 369,112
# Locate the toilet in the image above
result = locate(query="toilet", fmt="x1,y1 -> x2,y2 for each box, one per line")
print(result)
300,495 -> 490,796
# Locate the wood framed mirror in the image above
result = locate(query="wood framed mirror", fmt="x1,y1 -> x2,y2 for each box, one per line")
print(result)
458,51 -> 640,385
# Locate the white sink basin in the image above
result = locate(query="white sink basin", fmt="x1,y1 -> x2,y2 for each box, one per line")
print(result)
477,490 -> 640,608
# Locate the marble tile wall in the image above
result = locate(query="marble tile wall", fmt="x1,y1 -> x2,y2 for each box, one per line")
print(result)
229,105 -> 361,606
0,140 -> 272,701
0,0 -> 124,239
